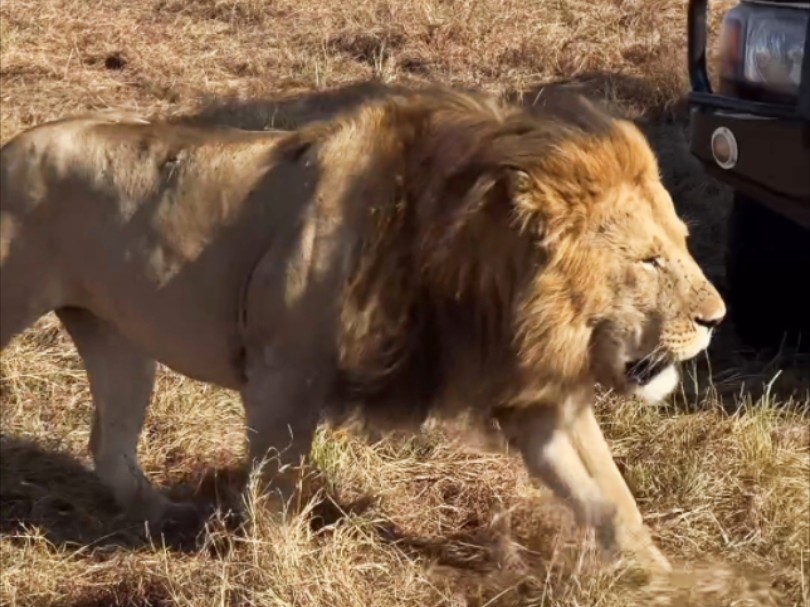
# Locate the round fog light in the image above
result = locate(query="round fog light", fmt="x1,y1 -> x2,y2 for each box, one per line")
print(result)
710,127 -> 738,170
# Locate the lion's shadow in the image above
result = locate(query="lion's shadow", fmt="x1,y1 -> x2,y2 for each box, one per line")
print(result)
0,434 -> 249,553
2,435 -> 147,549
0,434 -> 579,582
1,434 -> 550,573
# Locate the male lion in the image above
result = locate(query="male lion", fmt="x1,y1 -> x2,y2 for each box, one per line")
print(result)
0,87 -> 725,573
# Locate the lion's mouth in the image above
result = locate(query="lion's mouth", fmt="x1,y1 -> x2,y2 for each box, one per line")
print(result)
625,357 -> 673,386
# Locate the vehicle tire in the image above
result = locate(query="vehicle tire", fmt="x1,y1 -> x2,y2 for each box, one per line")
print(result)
725,193 -> 810,352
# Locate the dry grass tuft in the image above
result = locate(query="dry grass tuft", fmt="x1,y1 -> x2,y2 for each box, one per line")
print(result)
1,0 -> 808,605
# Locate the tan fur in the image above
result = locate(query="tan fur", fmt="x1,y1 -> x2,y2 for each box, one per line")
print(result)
0,87 -> 725,573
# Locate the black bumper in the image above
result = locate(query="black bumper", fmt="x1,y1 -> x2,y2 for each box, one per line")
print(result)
689,109 -> 810,229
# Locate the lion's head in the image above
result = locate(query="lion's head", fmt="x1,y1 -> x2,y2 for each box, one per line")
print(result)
509,121 -> 726,404
561,148 -> 726,403
368,89 -> 728,408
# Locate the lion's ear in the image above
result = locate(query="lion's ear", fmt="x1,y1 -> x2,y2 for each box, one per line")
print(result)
506,169 -> 533,197
506,168 -> 534,195
502,168 -> 547,240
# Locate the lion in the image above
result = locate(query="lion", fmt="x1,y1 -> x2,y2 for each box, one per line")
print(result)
0,86 -> 725,574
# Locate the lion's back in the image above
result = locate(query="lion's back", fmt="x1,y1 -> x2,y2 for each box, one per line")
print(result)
1,114 -> 151,219
0,114 -> 305,388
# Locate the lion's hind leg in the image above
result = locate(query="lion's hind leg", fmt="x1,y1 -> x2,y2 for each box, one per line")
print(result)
56,308 -> 200,532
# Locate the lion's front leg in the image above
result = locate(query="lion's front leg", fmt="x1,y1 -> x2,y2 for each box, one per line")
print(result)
570,406 -> 672,572
501,407 -> 620,553
239,348 -> 330,515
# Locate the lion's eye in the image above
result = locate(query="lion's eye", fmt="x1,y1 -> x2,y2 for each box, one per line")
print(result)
642,256 -> 662,270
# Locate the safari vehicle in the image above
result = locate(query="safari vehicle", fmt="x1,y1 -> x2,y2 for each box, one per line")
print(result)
687,0 -> 810,351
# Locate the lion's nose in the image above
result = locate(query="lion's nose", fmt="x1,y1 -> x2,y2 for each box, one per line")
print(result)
694,306 -> 726,330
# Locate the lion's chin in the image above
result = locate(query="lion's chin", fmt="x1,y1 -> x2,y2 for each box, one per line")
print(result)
628,364 -> 679,404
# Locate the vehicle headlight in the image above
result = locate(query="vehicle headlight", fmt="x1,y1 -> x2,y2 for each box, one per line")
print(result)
743,13 -> 807,94
717,4 -> 809,99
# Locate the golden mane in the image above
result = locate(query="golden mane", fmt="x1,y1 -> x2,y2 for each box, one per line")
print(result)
270,87 -> 665,426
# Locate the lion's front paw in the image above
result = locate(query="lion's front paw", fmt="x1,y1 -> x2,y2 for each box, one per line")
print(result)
575,498 -> 618,551
576,498 -> 616,528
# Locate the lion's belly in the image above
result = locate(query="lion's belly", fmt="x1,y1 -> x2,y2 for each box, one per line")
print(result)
111,290 -> 245,389
123,318 -> 244,390
59,209 -> 271,391
118,320 -> 242,389
76,252 -> 249,390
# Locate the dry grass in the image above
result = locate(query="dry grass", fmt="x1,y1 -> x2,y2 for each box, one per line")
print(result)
1,0 -> 808,605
